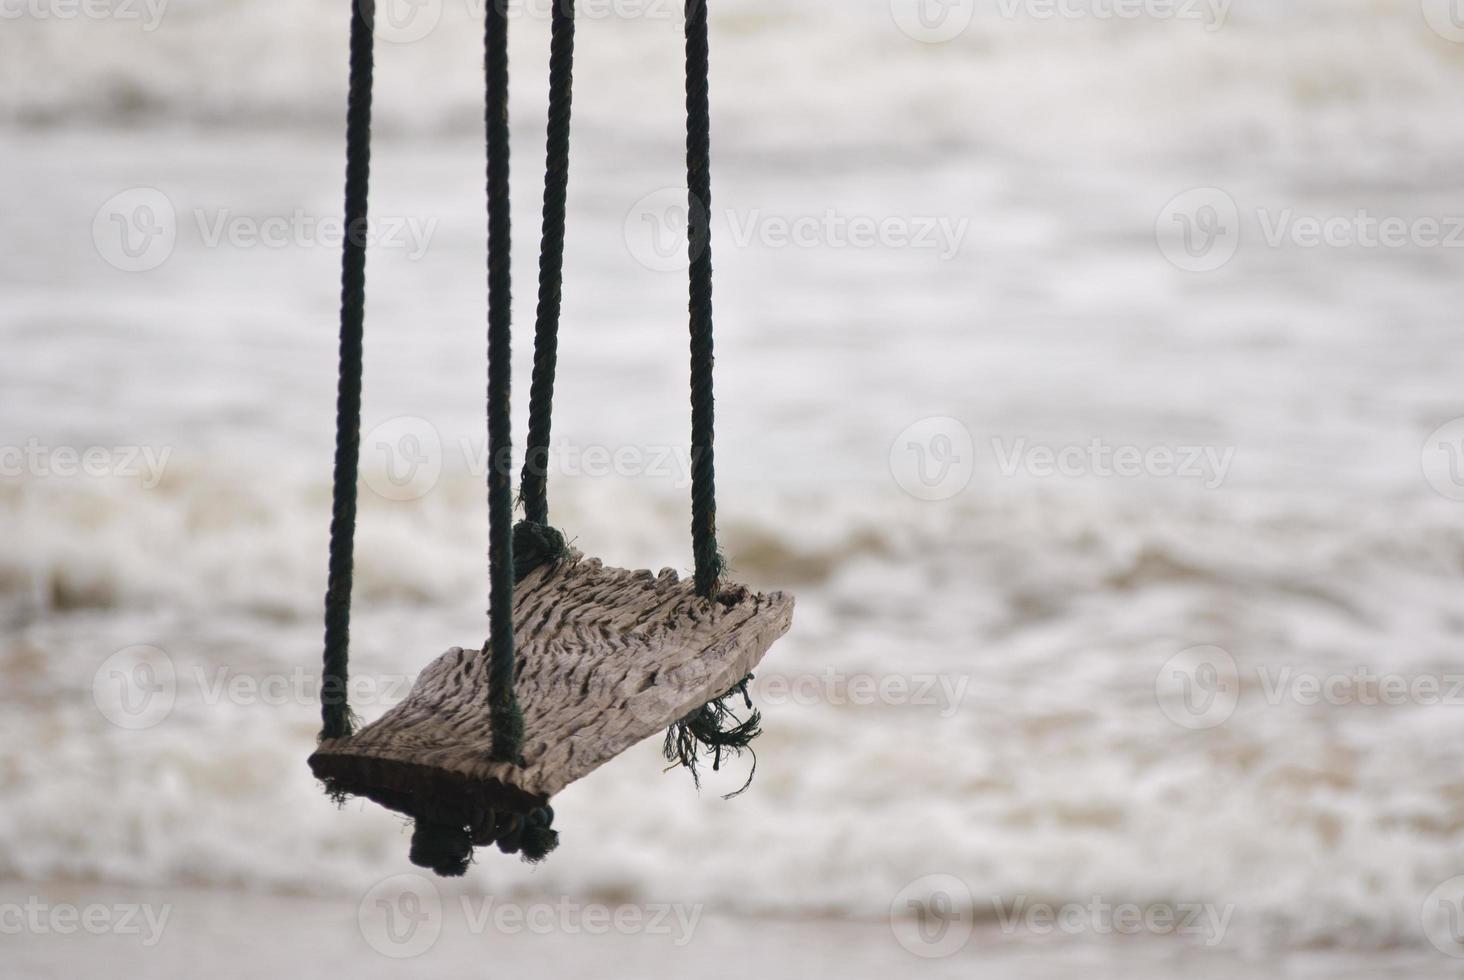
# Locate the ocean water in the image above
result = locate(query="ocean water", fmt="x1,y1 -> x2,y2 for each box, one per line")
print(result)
5,0 -> 1464,960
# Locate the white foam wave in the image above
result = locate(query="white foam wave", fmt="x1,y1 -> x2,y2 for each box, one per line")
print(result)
5,0 -> 1464,169
6,469 -> 1464,951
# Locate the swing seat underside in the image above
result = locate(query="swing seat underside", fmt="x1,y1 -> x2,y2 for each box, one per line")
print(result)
308,551 -> 794,828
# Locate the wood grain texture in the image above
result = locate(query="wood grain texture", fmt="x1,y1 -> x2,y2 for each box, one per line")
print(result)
309,551 -> 794,821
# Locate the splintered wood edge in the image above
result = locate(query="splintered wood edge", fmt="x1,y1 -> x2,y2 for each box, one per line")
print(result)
309,551 -> 794,821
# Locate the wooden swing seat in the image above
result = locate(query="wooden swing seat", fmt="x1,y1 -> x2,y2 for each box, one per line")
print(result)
308,550 -> 794,828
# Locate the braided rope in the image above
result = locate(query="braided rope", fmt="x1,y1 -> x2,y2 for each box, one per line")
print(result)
685,0 -> 722,598
320,0 -> 375,742
484,0 -> 523,763
520,0 -> 576,528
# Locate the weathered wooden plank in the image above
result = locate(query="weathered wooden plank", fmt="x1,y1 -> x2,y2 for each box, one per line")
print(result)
309,551 -> 794,822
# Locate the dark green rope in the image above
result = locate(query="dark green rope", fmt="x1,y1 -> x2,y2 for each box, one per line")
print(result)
513,519 -> 569,583
685,0 -> 723,600
662,0 -> 762,795
410,805 -> 559,877
319,0 -> 375,743
663,674 -> 761,798
519,0 -> 575,529
484,0 -> 523,765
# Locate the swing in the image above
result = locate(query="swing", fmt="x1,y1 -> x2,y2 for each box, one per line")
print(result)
307,1 -> 794,877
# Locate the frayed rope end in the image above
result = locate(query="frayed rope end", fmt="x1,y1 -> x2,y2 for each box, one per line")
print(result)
662,674 -> 761,799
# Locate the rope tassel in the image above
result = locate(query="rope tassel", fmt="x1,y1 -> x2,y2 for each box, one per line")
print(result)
663,674 -> 761,798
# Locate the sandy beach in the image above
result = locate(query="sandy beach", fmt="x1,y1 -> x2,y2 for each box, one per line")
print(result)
3,883 -> 1447,980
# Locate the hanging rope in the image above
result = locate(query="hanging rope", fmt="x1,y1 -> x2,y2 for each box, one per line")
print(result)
686,0 -> 723,600
519,0 -> 575,530
318,0 -> 757,814
319,0 -> 375,744
661,0 -> 762,794
484,0 -> 524,765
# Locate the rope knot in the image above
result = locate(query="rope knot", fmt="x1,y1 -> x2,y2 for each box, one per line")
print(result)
465,805 -> 562,868
409,819 -> 473,877
513,520 -> 569,582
